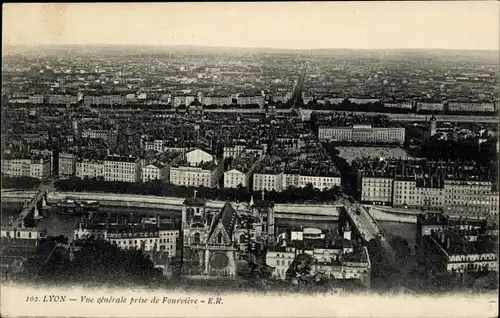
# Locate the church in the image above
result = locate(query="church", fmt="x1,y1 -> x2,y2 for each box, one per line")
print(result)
180,195 -> 275,278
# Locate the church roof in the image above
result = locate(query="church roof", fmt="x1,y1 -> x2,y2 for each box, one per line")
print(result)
253,200 -> 275,208
189,99 -> 202,106
208,202 -> 239,240
183,198 -> 206,206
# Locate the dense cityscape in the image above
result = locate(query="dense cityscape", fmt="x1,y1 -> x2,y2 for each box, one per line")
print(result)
1,45 -> 498,295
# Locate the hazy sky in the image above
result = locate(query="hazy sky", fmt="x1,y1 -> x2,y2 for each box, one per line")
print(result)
2,2 -> 499,50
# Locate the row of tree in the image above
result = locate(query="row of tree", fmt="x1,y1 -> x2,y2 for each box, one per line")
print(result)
302,100 -> 410,113
54,177 -> 345,204
417,138 -> 497,165
302,100 -> 497,117
1,175 -> 42,189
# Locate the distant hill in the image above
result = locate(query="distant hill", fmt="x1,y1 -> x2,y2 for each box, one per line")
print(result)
3,44 -> 499,61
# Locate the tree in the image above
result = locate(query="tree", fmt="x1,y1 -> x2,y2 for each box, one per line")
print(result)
237,214 -> 272,280
390,236 -> 411,262
285,252 -> 323,285
23,237 -> 161,286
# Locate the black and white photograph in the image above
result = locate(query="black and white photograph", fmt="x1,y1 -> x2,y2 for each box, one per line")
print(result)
1,2 -> 498,317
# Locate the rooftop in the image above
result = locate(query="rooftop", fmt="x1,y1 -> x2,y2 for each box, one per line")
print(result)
228,152 -> 261,173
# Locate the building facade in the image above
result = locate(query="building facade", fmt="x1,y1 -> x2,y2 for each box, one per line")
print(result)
76,158 -> 104,179
169,149 -> 223,188
253,172 -> 284,192
1,157 -> 50,180
141,163 -> 168,182
318,125 -> 405,145
58,152 -> 77,178
361,177 -> 393,205
181,199 -> 238,277
103,155 -> 141,183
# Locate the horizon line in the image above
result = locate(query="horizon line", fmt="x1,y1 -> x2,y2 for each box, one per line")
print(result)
4,43 -> 499,53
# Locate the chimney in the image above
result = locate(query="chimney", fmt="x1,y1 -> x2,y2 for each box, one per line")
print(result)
156,214 -> 161,228
446,237 -> 450,249
141,217 -> 145,228
440,232 -> 445,243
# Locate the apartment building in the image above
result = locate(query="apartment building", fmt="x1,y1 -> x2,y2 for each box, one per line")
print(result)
76,158 -> 104,179
267,226 -> 371,287
443,180 -> 495,216
103,155 -> 141,183
393,179 -> 445,208
28,94 -> 44,104
83,95 -> 126,106
142,139 -> 164,152
384,101 -> 413,109
416,212 -> 497,282
74,219 -> 179,258
416,101 -> 445,112
357,159 -> 496,216
169,149 -> 223,188
108,224 -> 179,257
318,125 -> 405,145
282,173 -> 341,190
29,158 -> 51,180
173,95 -> 196,107
200,96 -> 232,106
223,144 -> 266,160
237,95 -> 265,107
1,156 -> 50,180
349,98 -> 380,104
58,152 -> 77,178
448,101 -> 497,113
253,172 -> 285,192
266,248 -> 295,279
361,177 -> 393,205
223,152 -> 262,188
297,174 -> 341,189
1,158 -> 31,177
253,171 -> 284,192
223,144 -> 247,159
1,226 -> 45,240
419,228 -> 497,278
141,163 -> 168,182
488,192 -> 499,216
81,129 -> 115,141
271,94 -> 290,103
46,94 -> 78,105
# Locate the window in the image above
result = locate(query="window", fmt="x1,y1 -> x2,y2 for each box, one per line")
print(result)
217,233 -> 223,244
193,233 -> 200,244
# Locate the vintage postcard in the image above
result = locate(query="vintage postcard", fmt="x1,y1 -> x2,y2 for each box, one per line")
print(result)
1,2 -> 498,317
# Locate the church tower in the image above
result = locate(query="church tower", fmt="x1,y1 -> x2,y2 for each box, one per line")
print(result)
181,194 -> 209,276
250,194 -> 275,245
181,192 -> 238,277
429,115 -> 437,137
